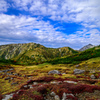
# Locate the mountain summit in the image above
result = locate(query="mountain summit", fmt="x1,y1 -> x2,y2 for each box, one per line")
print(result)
79,44 -> 95,51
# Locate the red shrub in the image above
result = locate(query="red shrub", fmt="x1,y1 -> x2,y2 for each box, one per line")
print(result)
55,77 -> 64,81
27,79 -> 33,84
67,95 -> 78,100
12,94 -> 19,100
68,84 -> 86,94
76,76 -> 84,78
36,76 -> 55,82
17,90 -> 26,95
58,88 -> 69,98
20,85 -> 30,89
30,95 -> 43,100
44,77 -> 55,82
0,94 -> 3,100
37,86 -> 47,94
58,74 -> 62,76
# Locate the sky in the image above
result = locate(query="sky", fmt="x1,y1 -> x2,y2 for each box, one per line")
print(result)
0,0 -> 100,49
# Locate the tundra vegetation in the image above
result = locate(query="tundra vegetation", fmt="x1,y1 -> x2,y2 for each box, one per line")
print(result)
0,43 -> 100,100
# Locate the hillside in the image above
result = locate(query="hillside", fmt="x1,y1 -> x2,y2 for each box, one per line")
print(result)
0,43 -> 78,65
48,45 -> 100,64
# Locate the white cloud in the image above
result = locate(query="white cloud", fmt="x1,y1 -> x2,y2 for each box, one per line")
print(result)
0,14 -> 70,47
0,14 -> 100,49
0,0 -> 100,49
11,0 -> 100,28
0,0 -> 9,12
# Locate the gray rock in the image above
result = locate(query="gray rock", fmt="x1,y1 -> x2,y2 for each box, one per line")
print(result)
6,73 -> 13,75
3,70 -> 7,72
5,77 -> 10,80
48,70 -> 61,75
50,81 -> 59,84
11,77 -> 14,80
74,69 -> 85,74
11,82 -> 18,85
23,85 -> 28,88
75,64 -> 80,67
62,73 -> 66,75
9,68 -> 14,71
90,74 -> 96,79
66,93 -> 74,97
54,95 -> 60,100
64,80 -> 77,84
79,44 -> 94,51
33,82 -> 38,85
50,92 -> 56,97
2,93 -> 14,100
0,71 -> 2,73
62,92 -> 66,100
28,85 -> 33,89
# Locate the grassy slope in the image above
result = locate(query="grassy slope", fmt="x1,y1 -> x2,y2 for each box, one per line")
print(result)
0,43 -> 78,65
48,46 -> 100,64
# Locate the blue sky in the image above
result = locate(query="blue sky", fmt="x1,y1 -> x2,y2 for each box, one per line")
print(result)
0,0 -> 100,49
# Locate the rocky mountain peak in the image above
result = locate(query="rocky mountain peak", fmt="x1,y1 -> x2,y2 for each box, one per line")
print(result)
79,44 -> 95,51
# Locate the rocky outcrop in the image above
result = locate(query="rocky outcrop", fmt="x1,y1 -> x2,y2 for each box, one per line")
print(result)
79,44 -> 95,51
90,74 -> 96,79
48,70 -> 61,75
74,69 -> 85,74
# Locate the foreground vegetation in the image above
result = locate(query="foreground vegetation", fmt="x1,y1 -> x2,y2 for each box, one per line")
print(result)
0,56 -> 100,99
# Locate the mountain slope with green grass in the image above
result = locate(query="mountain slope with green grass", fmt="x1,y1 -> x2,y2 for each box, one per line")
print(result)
48,46 -> 100,65
0,43 -> 78,65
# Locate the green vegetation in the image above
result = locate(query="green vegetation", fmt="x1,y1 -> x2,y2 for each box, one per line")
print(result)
0,43 -> 78,65
48,46 -> 100,64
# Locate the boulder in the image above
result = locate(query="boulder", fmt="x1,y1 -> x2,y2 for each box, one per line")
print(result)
11,82 -> 18,85
62,92 -> 66,100
74,69 -> 85,74
50,92 -> 56,97
48,70 -> 61,75
33,82 -> 38,85
54,95 -> 60,100
75,64 -> 80,67
90,74 -> 96,79
2,93 -> 14,100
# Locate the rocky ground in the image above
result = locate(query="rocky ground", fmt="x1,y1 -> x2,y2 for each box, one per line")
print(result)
0,62 -> 100,100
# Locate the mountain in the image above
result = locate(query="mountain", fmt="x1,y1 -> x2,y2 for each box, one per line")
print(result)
0,43 -> 78,65
48,45 -> 100,64
79,44 -> 95,51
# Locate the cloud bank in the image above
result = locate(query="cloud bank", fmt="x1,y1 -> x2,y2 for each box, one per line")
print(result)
0,0 -> 100,49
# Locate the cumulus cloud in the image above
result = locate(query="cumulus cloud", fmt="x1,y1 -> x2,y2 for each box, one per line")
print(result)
0,14 -> 71,47
11,0 -> 100,28
0,0 -> 9,12
0,0 -> 100,49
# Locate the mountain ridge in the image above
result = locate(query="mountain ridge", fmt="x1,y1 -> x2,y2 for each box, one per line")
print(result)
0,42 -> 78,65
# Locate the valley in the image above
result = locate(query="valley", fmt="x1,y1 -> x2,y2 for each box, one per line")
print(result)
0,43 -> 100,100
